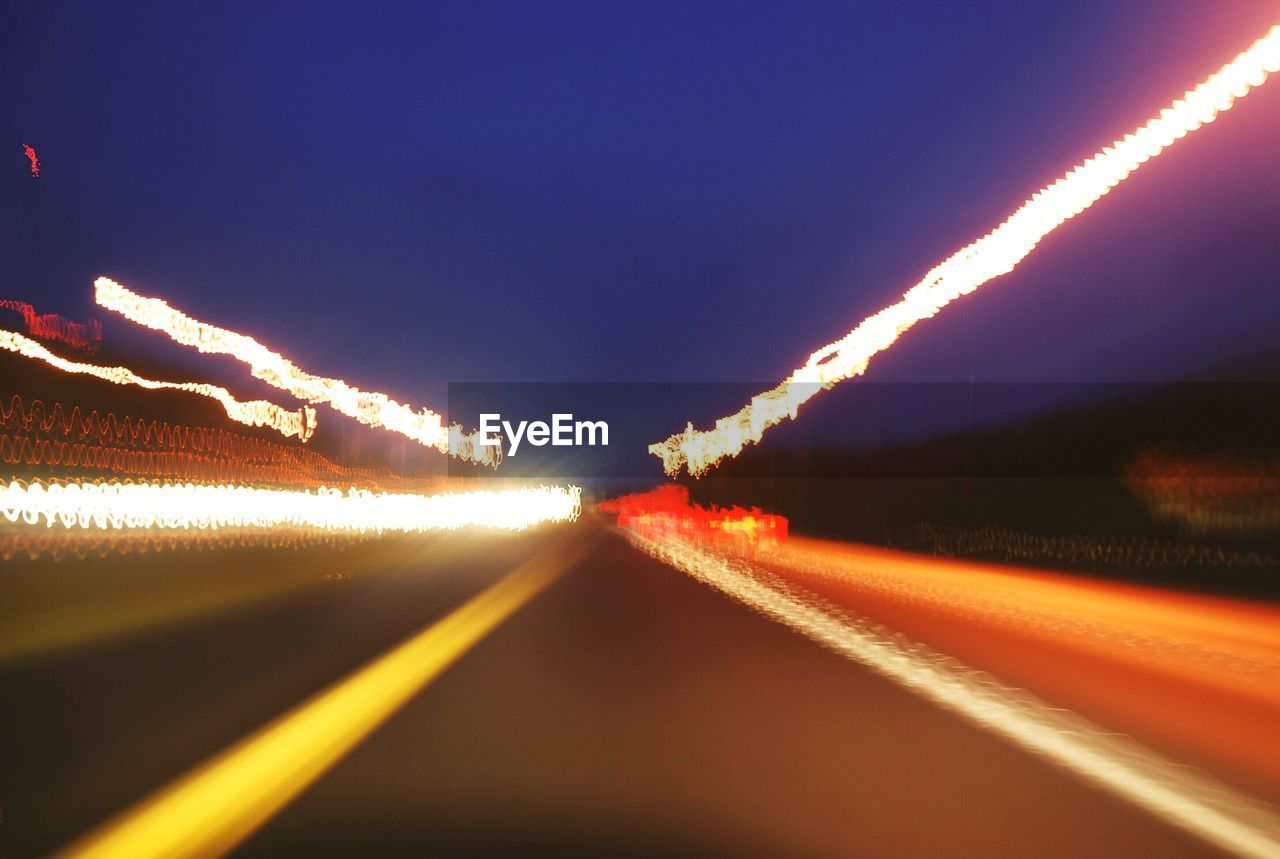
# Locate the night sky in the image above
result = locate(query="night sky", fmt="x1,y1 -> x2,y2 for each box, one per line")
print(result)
3,2 -> 1278,447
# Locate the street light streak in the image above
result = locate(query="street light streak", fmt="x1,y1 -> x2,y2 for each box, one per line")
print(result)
1,479 -> 582,534
0,329 -> 316,441
651,24 -> 1280,476
93,278 -> 497,465
626,530 -> 1280,858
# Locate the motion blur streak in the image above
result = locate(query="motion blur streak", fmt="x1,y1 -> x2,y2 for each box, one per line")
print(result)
0,395 -> 442,490
0,528 -> 379,562
1,479 -> 581,533
0,329 -> 316,441
0,299 -> 102,351
56,539 -> 590,859
749,538 -> 1280,797
651,25 -> 1280,477
601,484 -> 789,547
626,532 -> 1280,858
93,278 -> 496,465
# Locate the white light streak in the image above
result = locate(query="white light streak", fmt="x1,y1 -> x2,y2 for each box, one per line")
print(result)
93,278 -> 496,465
2,480 -> 582,534
0,329 -> 315,441
652,25 -> 1280,476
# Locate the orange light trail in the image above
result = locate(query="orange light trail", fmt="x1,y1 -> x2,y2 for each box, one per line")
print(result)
745,536 -> 1280,793
625,529 -> 1280,858
651,25 -> 1280,477
93,277 -> 497,465
0,329 -> 316,441
1,479 -> 581,534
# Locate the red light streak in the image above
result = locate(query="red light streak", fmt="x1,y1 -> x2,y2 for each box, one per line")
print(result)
21,143 -> 39,178
602,484 -> 788,547
0,300 -> 102,352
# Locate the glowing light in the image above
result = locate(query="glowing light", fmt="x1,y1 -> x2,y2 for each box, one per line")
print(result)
1,394 -> 441,491
54,540 -> 590,859
601,484 -> 788,546
93,278 -> 497,465
21,143 -> 39,177
1124,446 -> 1280,535
0,299 -> 102,352
1,479 -> 581,534
652,25 -> 1280,476
0,329 -> 316,441
626,529 -> 1280,858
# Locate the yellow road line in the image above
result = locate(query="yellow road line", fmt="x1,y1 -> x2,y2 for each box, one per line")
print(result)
57,536 -> 592,859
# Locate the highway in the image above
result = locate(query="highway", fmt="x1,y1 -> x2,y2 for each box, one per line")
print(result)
1,521 -> 1270,857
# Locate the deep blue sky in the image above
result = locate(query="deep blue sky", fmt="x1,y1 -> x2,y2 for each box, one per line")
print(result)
3,2 -> 1278,437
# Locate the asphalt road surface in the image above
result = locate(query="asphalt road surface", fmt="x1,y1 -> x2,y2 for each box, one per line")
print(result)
0,522 -> 1241,857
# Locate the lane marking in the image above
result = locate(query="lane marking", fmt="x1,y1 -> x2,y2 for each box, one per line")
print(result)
57,536 -> 591,859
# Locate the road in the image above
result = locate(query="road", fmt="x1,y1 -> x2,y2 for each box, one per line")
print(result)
0,521 -> 1260,857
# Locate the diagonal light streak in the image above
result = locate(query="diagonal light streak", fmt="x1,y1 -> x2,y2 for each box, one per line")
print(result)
93,278 -> 496,465
0,329 -> 315,441
651,25 -> 1280,477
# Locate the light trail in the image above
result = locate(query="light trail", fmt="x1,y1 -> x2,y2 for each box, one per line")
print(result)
1,479 -> 581,534
651,25 -> 1280,477
0,329 -> 316,441
94,277 -> 497,465
0,394 -> 443,490
55,538 -> 592,859
0,299 -> 102,351
739,535 -> 1280,798
625,530 -> 1280,858
601,484 -> 789,547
